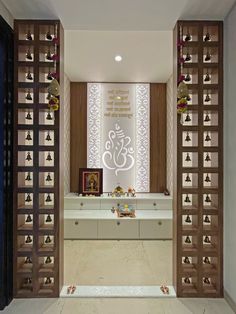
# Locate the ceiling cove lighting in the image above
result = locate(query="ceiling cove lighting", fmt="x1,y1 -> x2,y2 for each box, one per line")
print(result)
115,55 -> 122,62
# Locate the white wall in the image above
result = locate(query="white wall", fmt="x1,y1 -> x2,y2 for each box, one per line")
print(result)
0,0 -> 13,28
224,2 -> 236,307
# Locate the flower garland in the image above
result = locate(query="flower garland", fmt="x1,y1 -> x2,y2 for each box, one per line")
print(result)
177,29 -> 190,118
48,26 -> 60,112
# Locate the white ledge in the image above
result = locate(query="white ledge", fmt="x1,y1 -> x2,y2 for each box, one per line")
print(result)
64,210 -> 173,220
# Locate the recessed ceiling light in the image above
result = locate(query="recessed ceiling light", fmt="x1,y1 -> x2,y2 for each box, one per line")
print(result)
115,55 -> 122,62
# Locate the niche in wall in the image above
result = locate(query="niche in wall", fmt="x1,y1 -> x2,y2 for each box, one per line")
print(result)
70,82 -> 166,193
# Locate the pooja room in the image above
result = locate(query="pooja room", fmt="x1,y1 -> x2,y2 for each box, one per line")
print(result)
63,34 -> 173,291
2,0 -> 236,313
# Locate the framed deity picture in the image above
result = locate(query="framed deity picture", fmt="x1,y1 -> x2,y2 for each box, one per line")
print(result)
79,168 -> 103,196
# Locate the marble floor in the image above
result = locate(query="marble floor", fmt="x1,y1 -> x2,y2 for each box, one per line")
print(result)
1,240 -> 234,313
64,240 -> 173,285
2,297 -> 234,314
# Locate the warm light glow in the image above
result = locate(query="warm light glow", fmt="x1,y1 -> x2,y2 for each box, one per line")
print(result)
115,55 -> 122,62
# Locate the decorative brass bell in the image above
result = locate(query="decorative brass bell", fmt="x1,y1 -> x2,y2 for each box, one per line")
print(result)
177,81 -> 189,99
185,52 -> 192,62
26,131 -> 32,141
184,73 -> 191,82
25,90 -> 33,101
25,215 -> 32,223
204,32 -> 211,42
46,214 -> 52,223
46,132 -> 52,141
26,152 -> 32,161
204,215 -> 211,223
205,194 -> 211,203
186,94 -> 191,102
45,277 -> 52,284
26,70 -> 33,81
26,111 -> 32,120
203,277 -> 210,284
204,235 -> 211,243
45,194 -> 52,202
46,173 -> 52,182
185,132 -> 191,142
25,257 -> 32,264
26,30 -> 33,41
45,235 -> 52,244
184,277 -> 191,284
185,215 -> 192,223
46,49 -> 52,61
204,113 -> 211,122
45,256 -> 52,264
25,235 -> 32,243
183,257 -> 190,264
24,278 -> 32,284
185,194 -> 191,203
185,153 -> 191,162
205,93 -> 211,102
185,31 -> 192,42
205,174 -> 211,183
46,152 -> 52,161
26,48 -> 33,60
205,153 -> 211,162
185,113 -> 191,122
48,79 -> 60,97
46,111 -> 53,120
205,132 -> 211,142
204,72 -> 211,82
205,51 -> 211,62
185,174 -> 191,182
46,31 -> 53,41
25,194 -> 32,203
203,257 -> 211,264
185,236 -> 191,244
47,71 -> 53,81
25,172 -> 32,181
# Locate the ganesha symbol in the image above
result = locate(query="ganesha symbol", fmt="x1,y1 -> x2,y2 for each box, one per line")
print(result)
102,123 -> 135,175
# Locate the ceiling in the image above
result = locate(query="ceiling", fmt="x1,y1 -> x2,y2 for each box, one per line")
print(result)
2,0 -> 235,82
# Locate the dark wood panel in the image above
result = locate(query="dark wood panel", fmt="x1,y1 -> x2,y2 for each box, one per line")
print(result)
150,83 -> 167,192
70,83 -> 87,192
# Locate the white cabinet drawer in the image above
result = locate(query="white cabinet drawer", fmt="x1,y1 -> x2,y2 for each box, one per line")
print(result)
64,198 -> 100,210
64,219 -> 97,239
140,220 -> 172,239
98,220 -> 139,239
101,200 -> 137,210
136,199 -> 172,210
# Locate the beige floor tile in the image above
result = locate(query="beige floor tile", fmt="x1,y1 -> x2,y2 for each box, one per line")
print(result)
64,240 -> 172,285
1,298 -> 234,314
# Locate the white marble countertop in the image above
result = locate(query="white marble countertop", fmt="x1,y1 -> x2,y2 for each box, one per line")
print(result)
64,210 -> 172,220
64,192 -> 172,201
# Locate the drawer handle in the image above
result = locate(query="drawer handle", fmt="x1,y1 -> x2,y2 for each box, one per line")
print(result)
117,221 -> 120,226
153,202 -> 157,206
158,221 -> 162,226
75,221 -> 79,225
80,202 -> 84,206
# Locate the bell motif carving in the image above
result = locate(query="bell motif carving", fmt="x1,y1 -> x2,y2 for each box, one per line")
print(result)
25,235 -> 32,243
26,152 -> 32,161
183,257 -> 190,264
45,235 -> 52,244
185,236 -> 191,244
25,215 -> 32,223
